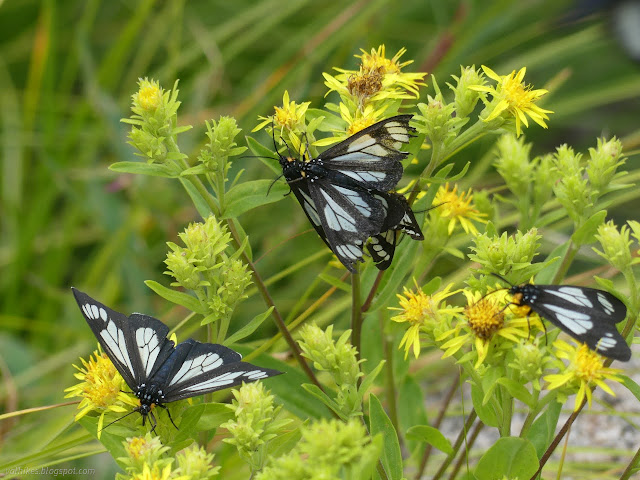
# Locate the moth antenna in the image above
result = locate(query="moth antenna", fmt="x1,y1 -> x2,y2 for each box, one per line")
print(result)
99,407 -> 141,433
490,272 -> 514,286
267,173 -> 286,196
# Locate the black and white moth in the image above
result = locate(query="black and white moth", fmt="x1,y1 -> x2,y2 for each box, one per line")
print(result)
72,288 -> 282,430
275,115 -> 419,272
502,281 -> 631,361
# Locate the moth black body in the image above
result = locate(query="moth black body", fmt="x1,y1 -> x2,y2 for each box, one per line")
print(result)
72,288 -> 282,431
275,115 -> 420,272
503,282 -> 631,361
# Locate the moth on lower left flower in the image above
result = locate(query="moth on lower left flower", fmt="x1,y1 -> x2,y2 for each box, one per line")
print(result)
67,288 -> 282,434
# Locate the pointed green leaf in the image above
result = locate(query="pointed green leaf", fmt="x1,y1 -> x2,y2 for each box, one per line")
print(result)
369,394 -> 402,480
406,425 -> 453,454
475,437 -> 538,480
144,280 -> 206,314
109,161 -> 179,177
223,307 -> 274,346
571,210 -> 607,246
223,179 -> 289,218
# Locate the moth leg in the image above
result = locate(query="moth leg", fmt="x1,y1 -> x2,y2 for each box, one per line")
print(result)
158,404 -> 179,430
148,410 -> 157,434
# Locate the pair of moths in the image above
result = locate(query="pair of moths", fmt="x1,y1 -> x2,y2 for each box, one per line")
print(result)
275,115 -> 423,272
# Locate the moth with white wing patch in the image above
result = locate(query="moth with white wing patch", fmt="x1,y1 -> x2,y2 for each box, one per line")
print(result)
490,274 -> 631,361
72,288 -> 282,433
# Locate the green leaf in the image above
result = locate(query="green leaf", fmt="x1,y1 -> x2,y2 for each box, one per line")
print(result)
571,210 -> 607,246
224,307 -> 274,346
267,427 -> 302,458
496,378 -> 534,408
246,135 -> 280,175
526,401 -> 561,459
109,161 -> 179,177
223,179 -> 289,218
144,280 -> 207,315
301,383 -> 346,419
406,425 -> 453,454
535,241 -> 570,284
369,394 -> 402,480
620,375 -> 640,402
397,376 -> 429,453
471,382 -> 498,427
474,437 -> 539,480
358,360 -> 385,397
179,177 -> 214,219
319,273 -> 352,292
180,164 -> 207,176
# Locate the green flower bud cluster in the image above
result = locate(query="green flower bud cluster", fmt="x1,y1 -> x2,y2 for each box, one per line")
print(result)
447,65 -> 486,119
197,117 -> 247,175
124,78 -> 190,165
469,228 -> 541,281
255,419 -> 380,480
164,216 -> 251,325
553,138 -> 627,226
118,434 -> 219,480
594,221 -> 634,272
508,340 -> 549,391
222,382 -> 290,472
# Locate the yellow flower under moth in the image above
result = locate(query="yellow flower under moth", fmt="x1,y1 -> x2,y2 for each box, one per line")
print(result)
434,183 -> 487,236
390,282 -> 463,359
438,289 -> 542,367
544,340 -> 624,411
64,349 -> 138,437
471,65 -> 553,137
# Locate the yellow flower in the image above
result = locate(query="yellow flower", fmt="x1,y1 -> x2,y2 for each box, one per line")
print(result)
253,90 -> 311,134
314,104 -> 389,147
64,349 -> 139,437
434,183 -> 487,235
544,340 -> 624,411
324,45 -> 426,107
390,282 -> 463,359
438,289 -> 542,367
131,463 -> 174,480
134,78 -> 163,112
471,65 -> 553,137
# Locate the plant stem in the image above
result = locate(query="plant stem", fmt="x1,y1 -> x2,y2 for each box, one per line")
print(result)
447,420 -> 484,480
351,266 -> 363,362
226,217 -> 324,391
361,270 -> 384,313
530,400 -> 585,480
382,322 -> 399,433
620,443 -> 640,480
499,384 -> 513,437
432,410 -> 477,480
414,372 -> 460,480
551,241 -> 577,284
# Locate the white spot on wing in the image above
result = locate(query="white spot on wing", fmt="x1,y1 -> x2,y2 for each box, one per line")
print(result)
100,320 -> 134,376
543,304 -> 593,333
597,292 -> 615,314
333,186 -> 373,217
136,327 -> 161,376
544,287 -> 593,308
168,352 -> 224,386
347,135 -> 375,152
321,191 -> 356,232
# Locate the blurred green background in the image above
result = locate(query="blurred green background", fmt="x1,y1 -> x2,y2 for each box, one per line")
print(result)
1,0 -> 639,477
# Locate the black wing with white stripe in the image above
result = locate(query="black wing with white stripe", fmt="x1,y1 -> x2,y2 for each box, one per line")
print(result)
316,115 -> 415,191
276,115 -> 418,272
72,288 -> 282,429
510,284 -> 631,361
367,193 -> 424,270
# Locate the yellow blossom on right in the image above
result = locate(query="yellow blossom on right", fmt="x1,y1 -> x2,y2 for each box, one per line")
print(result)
470,65 -> 553,137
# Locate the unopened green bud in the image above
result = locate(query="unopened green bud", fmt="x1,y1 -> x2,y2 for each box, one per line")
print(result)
448,65 -> 486,119
175,445 -> 220,480
553,145 -> 591,223
199,117 -> 247,173
178,216 -> 231,270
508,340 -> 547,390
494,134 -> 533,195
469,228 -> 540,274
300,419 -> 372,466
164,244 -> 208,291
586,137 -> 626,196
414,88 -> 458,145
298,324 -> 361,388
594,221 -> 633,271
533,153 -> 556,205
